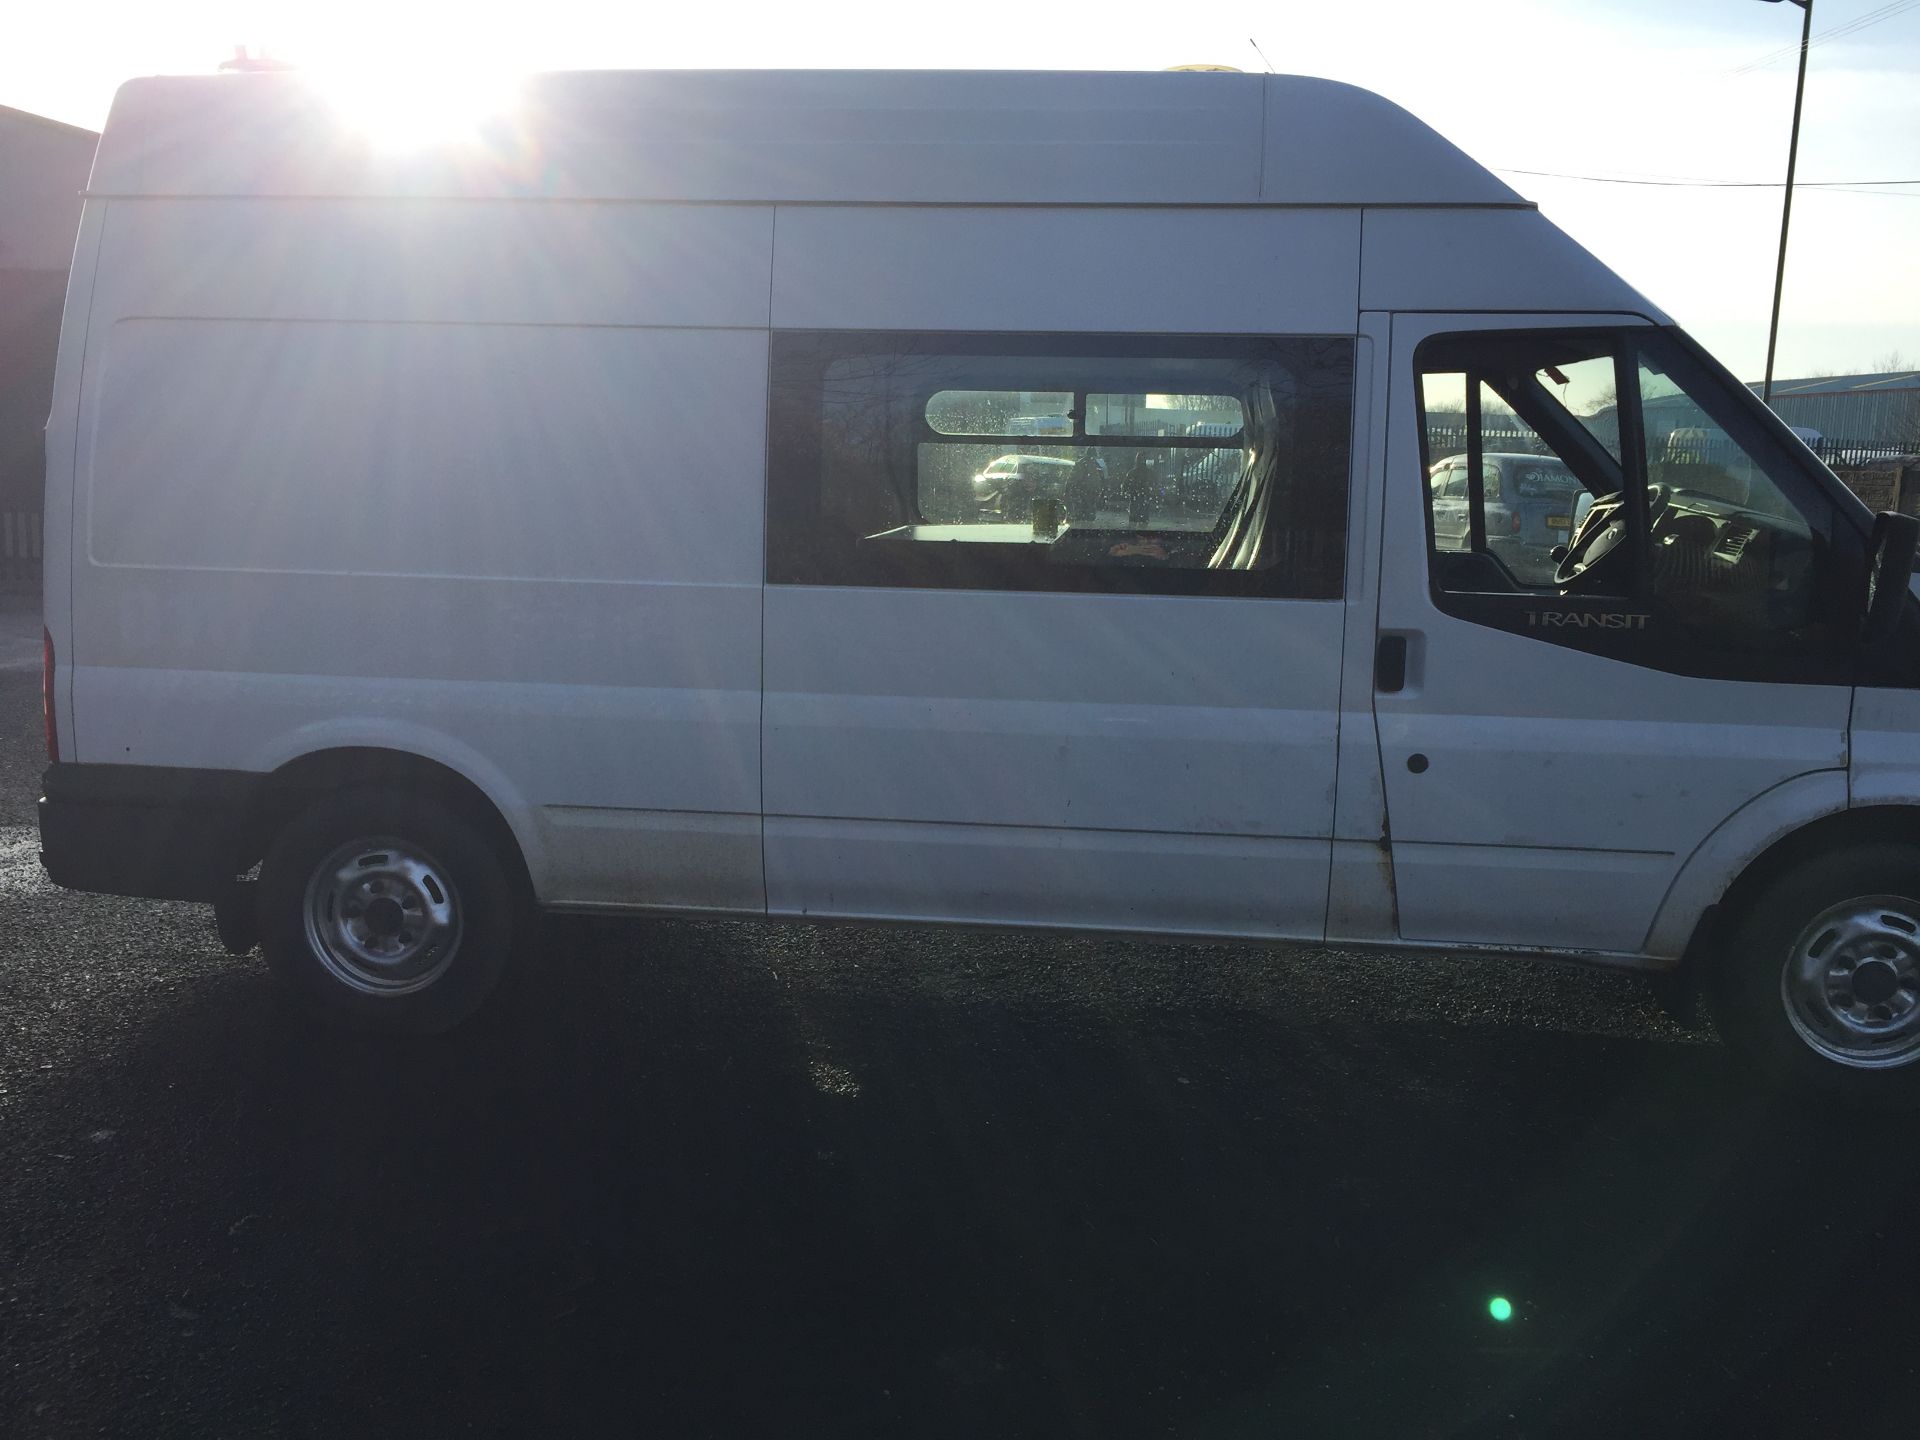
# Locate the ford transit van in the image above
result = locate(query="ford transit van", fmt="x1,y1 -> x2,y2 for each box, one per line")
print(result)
37,70 -> 1920,1098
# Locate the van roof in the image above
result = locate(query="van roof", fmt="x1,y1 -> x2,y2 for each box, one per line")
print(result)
88,69 -> 1530,208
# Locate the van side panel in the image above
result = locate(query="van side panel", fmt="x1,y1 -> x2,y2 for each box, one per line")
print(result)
1849,688 -> 1920,815
40,201 -> 106,764
68,199 -> 774,911
762,590 -> 1345,938
78,199 -> 776,328
1359,209 -> 1668,321
771,207 -> 1361,335
83,318 -> 757,583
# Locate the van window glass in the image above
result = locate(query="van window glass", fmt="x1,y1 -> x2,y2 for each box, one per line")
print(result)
1086,394 -> 1245,438
1634,342 -> 1830,649
925,391 -> 1073,437
1414,327 -> 1862,684
1533,353 -> 1623,462
1420,355 -> 1621,592
769,333 -> 1355,599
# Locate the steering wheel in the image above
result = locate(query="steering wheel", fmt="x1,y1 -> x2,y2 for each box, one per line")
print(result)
1554,484 -> 1668,588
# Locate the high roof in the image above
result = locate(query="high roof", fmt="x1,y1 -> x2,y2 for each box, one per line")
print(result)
87,69 -> 1528,208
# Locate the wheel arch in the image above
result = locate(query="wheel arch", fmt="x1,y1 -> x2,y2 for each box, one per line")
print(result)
244,745 -> 541,904
1665,794 -> 1920,972
1644,769 -> 1850,963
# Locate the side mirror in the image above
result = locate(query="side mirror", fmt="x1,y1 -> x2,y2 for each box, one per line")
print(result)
1863,511 -> 1920,646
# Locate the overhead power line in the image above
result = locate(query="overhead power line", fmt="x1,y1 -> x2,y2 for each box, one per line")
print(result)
1496,167 -> 1920,195
1729,0 -> 1920,75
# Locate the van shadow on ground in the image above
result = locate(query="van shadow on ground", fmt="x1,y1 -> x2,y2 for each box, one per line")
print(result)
4,914 -> 1917,1439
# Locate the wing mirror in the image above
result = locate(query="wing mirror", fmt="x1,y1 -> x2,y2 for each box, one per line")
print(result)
1863,511 -> 1920,646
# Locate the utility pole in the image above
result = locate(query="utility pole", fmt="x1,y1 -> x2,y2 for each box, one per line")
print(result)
1760,0 -> 1813,407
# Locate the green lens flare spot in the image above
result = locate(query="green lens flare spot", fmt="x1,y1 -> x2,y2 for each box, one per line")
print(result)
1487,1296 -> 1514,1323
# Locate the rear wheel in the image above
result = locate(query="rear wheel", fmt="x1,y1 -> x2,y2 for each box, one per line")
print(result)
257,788 -> 518,1034
1707,843 -> 1920,1104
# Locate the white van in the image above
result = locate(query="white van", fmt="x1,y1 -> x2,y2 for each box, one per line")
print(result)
37,70 -> 1920,1098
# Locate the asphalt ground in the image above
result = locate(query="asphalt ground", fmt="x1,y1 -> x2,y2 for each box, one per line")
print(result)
2,644 -> 1916,1438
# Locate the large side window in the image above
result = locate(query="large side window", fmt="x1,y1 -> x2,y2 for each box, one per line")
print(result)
1415,328 -> 1865,684
768,333 -> 1355,598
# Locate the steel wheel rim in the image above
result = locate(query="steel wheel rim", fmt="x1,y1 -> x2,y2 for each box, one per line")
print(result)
1780,894 -> 1920,1070
302,835 -> 463,996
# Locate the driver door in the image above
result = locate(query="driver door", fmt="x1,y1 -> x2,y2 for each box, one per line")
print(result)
1372,313 -> 1857,956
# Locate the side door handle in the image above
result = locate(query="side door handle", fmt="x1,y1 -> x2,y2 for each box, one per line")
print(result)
1375,634 -> 1409,694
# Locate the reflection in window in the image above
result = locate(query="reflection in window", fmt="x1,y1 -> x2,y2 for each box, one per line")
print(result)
1636,350 -> 1821,642
1638,360 -> 1802,522
919,440 -> 1245,535
1086,394 -> 1243,438
1419,363 -> 1614,591
925,390 -> 1073,437
1534,354 -> 1622,461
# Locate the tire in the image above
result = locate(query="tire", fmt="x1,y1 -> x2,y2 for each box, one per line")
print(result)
1707,842 -> 1920,1105
256,787 -> 519,1034
213,880 -> 261,956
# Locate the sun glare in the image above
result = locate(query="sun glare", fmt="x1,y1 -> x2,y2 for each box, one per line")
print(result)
309,65 -> 521,150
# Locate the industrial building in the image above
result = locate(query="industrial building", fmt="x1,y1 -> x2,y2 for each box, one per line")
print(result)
0,103 -> 96,581
1753,371 -> 1920,459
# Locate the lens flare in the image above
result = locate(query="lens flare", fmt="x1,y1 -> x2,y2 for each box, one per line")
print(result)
310,65 -> 520,150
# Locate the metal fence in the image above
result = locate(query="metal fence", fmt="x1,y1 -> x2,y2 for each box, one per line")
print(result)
1811,438 -> 1919,468
1422,426 -> 1544,463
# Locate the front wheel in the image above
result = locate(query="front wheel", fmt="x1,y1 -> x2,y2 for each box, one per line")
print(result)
257,788 -> 519,1034
1707,843 -> 1920,1104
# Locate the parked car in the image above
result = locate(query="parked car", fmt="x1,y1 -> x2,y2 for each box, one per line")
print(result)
971,453 -> 1076,519
1428,452 -> 1586,585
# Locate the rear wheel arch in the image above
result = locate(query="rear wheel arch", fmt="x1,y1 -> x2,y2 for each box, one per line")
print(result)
246,747 -> 535,904
256,784 -> 522,1033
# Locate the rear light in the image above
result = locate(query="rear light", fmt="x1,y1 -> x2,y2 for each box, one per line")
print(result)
1509,509 -> 1523,535
42,628 -> 57,763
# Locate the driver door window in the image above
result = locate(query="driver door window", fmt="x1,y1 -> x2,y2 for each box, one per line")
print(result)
1419,342 -> 1625,595
1414,327 -> 1862,685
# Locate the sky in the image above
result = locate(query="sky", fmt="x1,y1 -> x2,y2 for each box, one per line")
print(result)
5,0 -> 1917,383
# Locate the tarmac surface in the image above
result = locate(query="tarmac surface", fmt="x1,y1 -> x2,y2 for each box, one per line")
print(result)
2,620 -> 1916,1437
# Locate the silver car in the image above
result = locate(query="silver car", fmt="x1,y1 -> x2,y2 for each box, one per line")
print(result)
1428,452 -> 1586,586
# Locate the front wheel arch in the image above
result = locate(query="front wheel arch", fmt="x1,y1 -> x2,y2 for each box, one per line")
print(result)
1691,805 -> 1920,964
1651,803 -> 1920,1029
1704,836 -> 1920,1098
